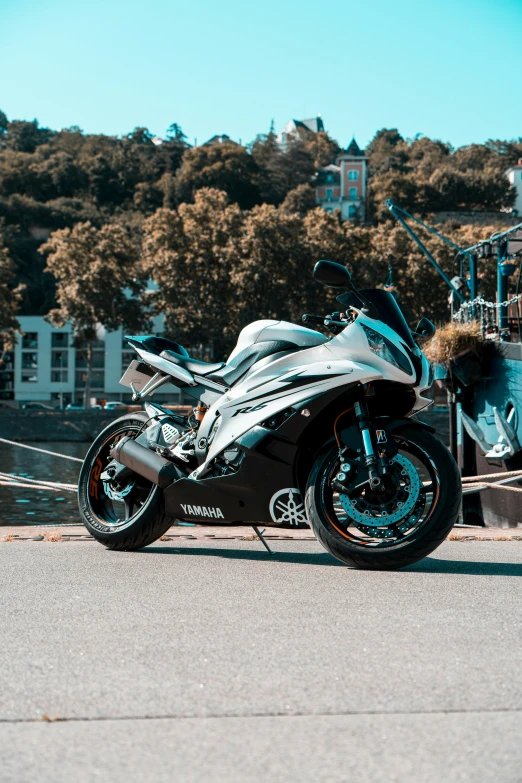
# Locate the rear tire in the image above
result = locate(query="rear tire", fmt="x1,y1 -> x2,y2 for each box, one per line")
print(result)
305,425 -> 461,570
78,411 -> 174,551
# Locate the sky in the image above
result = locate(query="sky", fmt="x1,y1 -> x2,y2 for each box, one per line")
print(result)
1,0 -> 521,150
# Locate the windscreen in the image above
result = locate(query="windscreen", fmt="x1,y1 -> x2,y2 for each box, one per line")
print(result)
337,289 -> 416,349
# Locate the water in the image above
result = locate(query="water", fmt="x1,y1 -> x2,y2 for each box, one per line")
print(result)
0,442 -> 88,526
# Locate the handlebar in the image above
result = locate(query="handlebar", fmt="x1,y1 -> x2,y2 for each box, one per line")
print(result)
302,314 -> 325,325
324,318 -> 347,328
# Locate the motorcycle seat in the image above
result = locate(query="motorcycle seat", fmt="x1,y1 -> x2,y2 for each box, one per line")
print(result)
160,350 -> 225,377
207,340 -> 300,387
162,339 -> 300,387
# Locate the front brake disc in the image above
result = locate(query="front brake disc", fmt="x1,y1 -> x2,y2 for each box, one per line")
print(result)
338,453 -> 421,527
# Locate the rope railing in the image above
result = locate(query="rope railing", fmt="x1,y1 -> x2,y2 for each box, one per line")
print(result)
0,471 -> 77,493
1,435 -> 522,498
0,437 -> 83,463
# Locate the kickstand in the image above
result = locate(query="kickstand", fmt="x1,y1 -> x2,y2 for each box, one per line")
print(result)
252,526 -> 274,555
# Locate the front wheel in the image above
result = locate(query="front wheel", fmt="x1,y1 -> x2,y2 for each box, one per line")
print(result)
78,411 -> 173,550
305,425 -> 461,570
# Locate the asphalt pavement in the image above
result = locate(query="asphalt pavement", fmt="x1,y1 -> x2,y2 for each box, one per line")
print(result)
1,538 -> 522,782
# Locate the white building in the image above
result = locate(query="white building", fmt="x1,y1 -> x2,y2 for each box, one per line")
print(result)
0,315 -> 187,408
277,116 -> 325,147
506,159 -> 522,216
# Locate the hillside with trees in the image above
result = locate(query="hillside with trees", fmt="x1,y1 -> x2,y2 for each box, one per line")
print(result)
0,108 -> 521,356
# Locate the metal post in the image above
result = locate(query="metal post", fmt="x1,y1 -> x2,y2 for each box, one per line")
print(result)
460,386 -> 484,526
497,245 -> 508,332
448,390 -> 458,463
469,253 -> 478,305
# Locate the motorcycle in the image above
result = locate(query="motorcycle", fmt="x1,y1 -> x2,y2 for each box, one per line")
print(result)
78,260 -> 461,569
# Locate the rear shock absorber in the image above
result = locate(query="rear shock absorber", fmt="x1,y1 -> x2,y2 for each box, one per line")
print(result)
354,398 -> 382,491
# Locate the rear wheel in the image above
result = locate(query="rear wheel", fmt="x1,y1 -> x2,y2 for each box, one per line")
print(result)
305,425 -> 461,569
78,411 -> 173,550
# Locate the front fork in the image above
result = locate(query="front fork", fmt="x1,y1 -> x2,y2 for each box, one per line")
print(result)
353,399 -> 383,490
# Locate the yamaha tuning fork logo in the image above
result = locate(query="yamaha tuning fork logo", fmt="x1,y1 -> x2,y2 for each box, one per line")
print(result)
269,488 -> 308,526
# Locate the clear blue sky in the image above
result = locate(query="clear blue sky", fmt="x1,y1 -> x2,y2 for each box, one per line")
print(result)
1,0 -> 521,150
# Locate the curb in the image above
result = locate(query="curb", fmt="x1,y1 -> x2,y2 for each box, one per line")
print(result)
1,524 -> 522,543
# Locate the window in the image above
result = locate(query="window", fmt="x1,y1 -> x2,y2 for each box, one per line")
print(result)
75,342 -> 105,390
75,351 -> 105,369
51,350 -> 68,383
326,174 -> 333,183
0,350 -> 14,371
349,187 -> 357,201
0,351 -> 14,398
326,188 -> 333,201
75,370 -> 105,390
51,332 -> 69,348
21,352 -> 38,369
122,350 -> 136,373
348,205 -> 357,218
21,335 -> 38,382
22,332 -> 38,349
348,170 -> 359,181
51,351 -> 68,369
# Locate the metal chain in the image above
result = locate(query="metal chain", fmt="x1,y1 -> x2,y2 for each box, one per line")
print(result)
453,293 -> 522,314
452,292 -> 522,326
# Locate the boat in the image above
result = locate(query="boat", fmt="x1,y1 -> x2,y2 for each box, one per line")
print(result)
388,201 -> 522,527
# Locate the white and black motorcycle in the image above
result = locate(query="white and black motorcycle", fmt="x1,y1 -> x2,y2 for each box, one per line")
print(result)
79,260 -> 461,569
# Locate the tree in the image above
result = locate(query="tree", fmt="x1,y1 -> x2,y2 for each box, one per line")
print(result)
142,188 -> 243,357
2,119 -> 52,153
174,143 -> 262,209
302,130 -> 341,169
267,134 -> 316,200
166,123 -> 187,142
0,110 -> 8,137
231,204 -> 314,330
41,222 -> 152,406
0,236 -> 24,350
281,183 -> 318,216
366,130 -> 517,220
366,128 -> 405,172
127,127 -> 154,145
250,127 -> 282,203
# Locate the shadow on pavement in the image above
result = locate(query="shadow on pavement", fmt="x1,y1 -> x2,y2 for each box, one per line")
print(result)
141,546 -> 522,575
141,546 -> 344,566
405,558 -> 522,576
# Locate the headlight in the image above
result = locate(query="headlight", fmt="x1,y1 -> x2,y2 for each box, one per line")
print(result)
361,324 -> 413,375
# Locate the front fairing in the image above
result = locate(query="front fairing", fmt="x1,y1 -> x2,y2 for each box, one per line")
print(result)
326,315 -> 417,385
328,314 -> 433,412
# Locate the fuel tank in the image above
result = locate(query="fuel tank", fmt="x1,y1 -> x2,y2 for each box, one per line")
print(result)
227,319 -> 327,362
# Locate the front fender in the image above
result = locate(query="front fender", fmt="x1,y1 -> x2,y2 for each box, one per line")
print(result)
335,416 -> 435,456
380,417 -> 436,435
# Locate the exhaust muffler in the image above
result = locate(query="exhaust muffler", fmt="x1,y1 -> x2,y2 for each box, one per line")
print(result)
110,437 -> 182,488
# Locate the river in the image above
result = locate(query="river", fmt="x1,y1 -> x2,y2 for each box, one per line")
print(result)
0,441 -> 88,526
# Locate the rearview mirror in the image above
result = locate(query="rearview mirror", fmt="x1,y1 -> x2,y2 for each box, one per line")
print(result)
313,260 -> 352,289
413,317 -> 436,342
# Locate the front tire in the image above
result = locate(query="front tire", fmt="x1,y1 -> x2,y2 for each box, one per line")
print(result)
305,425 -> 461,570
78,411 -> 173,550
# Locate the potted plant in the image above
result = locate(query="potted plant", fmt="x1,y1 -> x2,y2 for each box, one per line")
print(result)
424,321 -> 483,388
